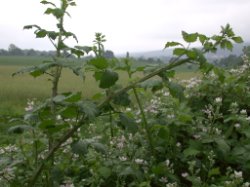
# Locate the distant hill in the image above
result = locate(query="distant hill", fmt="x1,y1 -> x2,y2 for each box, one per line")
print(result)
128,42 -> 250,61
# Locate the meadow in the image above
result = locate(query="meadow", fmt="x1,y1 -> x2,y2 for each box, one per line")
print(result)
0,56 -> 198,115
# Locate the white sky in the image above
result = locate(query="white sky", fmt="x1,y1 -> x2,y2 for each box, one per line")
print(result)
0,0 -> 249,54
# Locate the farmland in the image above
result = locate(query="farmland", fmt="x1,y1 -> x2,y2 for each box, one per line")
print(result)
0,56 -> 198,115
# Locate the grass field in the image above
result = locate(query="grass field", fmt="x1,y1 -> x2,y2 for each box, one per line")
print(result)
0,56 -> 198,115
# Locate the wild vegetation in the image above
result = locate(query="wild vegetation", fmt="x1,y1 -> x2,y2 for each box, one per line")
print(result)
0,0 -> 250,187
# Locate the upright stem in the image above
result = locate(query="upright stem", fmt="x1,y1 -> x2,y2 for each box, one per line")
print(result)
109,111 -> 114,138
132,87 -> 154,154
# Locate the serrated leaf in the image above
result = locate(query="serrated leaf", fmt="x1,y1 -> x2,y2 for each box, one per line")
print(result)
113,92 -> 131,106
198,34 -> 207,44
232,36 -> 243,43
60,106 -> 77,118
215,138 -> 230,154
99,70 -> 118,89
71,141 -> 88,155
183,147 -> 200,157
71,48 -> 84,58
118,113 -> 138,134
173,48 -> 186,56
45,8 -> 64,19
91,142 -> 107,154
165,41 -> 182,48
119,166 -> 135,176
35,29 -> 47,38
47,31 -> 58,40
186,50 -> 197,59
98,167 -> 111,179
58,41 -> 68,50
77,100 -> 98,119
182,31 -> 198,43
12,63 -> 55,77
89,57 -> 109,70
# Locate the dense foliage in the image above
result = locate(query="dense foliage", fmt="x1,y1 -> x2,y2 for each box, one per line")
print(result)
0,1 -> 249,187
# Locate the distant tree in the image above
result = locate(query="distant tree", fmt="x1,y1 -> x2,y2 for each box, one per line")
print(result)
26,49 -> 38,56
104,50 -> 115,59
215,54 -> 242,68
243,46 -> 250,57
0,49 -> 8,56
8,44 -> 23,56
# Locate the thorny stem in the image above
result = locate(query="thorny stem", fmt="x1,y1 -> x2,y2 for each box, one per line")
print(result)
28,57 -> 190,186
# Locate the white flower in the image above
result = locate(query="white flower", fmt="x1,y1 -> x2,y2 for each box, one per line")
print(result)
234,123 -> 241,128
181,172 -> 189,178
119,156 -> 127,161
176,142 -> 181,147
56,115 -> 62,120
126,107 -> 132,112
246,116 -> 250,121
243,182 -> 250,187
135,158 -> 144,164
167,114 -> 175,119
240,109 -> 247,114
215,97 -> 222,103
165,159 -> 170,167
159,176 -> 168,183
234,170 -> 243,178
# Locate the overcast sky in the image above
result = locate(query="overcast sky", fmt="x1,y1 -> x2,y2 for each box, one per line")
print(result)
0,0 -> 249,54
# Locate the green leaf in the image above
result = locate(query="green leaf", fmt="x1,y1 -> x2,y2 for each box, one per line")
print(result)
40,0 -> 56,7
186,50 -> 197,59
99,70 -> 119,89
208,168 -> 220,177
12,63 -> 55,77
35,29 -> 47,38
71,48 -> 84,58
232,36 -> 243,43
98,167 -> 112,179
140,79 -> 163,92
89,57 -> 109,70
65,92 -> 81,102
167,81 -> 185,101
71,141 -> 88,155
158,127 -> 170,140
183,147 -> 200,157
47,31 -> 58,40
91,142 -> 107,154
119,166 -> 135,176
165,41 -> 183,48
182,31 -> 198,43
173,48 -> 186,56
113,92 -> 131,106
221,40 -> 233,51
60,106 -> 77,118
198,34 -> 207,44
45,8 -> 64,19
118,113 -> 138,134
215,138 -> 230,154
77,100 -> 98,119
58,41 -> 68,50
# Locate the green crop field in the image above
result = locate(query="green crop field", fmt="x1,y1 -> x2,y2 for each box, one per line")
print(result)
0,56 -> 198,114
